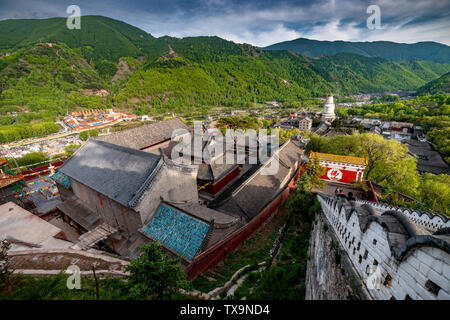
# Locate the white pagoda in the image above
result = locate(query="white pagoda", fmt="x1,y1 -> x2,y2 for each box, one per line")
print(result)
321,93 -> 336,122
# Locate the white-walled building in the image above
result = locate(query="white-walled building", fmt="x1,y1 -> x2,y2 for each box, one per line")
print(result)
322,94 -> 336,122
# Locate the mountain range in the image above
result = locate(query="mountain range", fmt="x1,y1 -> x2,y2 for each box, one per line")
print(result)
263,37 -> 450,64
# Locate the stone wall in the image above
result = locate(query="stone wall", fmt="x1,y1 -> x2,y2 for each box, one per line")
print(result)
316,195 -> 450,300
306,214 -> 365,300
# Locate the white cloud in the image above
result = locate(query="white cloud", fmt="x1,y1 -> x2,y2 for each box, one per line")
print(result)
217,24 -> 303,47
1,0 -> 449,46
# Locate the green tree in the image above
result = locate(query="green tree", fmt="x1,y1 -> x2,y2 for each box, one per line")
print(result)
125,242 -> 189,300
306,133 -> 421,198
0,240 -> 12,291
96,59 -> 118,78
7,151 -> 49,170
304,157 -> 326,191
420,173 -> 450,216
278,128 -> 302,144
64,144 -> 81,156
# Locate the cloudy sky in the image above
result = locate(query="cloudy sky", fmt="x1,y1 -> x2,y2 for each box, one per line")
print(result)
1,0 -> 449,46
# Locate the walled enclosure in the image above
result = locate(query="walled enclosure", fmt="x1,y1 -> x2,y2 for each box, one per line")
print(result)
315,194 -> 450,300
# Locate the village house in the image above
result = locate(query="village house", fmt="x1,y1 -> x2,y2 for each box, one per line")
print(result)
298,117 -> 312,131
50,117 -> 304,276
96,117 -> 190,154
55,139 -> 201,256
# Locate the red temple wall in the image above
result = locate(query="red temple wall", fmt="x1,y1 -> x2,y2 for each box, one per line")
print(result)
185,167 -> 303,280
22,161 -> 64,181
212,166 -> 240,194
202,166 -> 240,195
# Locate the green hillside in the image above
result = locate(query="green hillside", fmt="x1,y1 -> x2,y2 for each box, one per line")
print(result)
310,53 -> 450,93
263,38 -> 450,64
1,16 -> 450,143
416,72 -> 450,95
0,42 -> 108,142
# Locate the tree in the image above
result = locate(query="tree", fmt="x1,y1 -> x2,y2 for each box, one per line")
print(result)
79,129 -> 99,141
278,128 -> 302,144
420,173 -> 450,216
7,151 -> 49,170
304,157 -> 326,191
64,144 -> 81,156
296,171 -> 313,193
305,133 -> 421,198
125,242 -> 189,299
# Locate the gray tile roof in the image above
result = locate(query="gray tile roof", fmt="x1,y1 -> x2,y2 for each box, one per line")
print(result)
197,159 -> 238,182
57,197 -> 103,230
164,134 -> 238,182
96,117 -> 191,150
58,139 -> 162,208
404,140 -> 450,174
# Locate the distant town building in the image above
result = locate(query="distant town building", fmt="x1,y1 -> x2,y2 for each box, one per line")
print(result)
64,109 -> 136,131
321,94 -> 336,122
265,101 -> 279,107
313,121 -> 331,136
298,117 -> 312,131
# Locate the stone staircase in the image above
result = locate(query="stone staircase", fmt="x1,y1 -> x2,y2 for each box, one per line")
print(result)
72,223 -> 118,250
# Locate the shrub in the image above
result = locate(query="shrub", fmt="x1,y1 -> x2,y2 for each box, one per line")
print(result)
79,129 -> 99,141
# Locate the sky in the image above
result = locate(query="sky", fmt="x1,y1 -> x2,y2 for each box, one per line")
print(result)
0,0 -> 449,46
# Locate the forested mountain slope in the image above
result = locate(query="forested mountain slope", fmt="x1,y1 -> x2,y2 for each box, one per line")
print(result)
263,37 -> 450,64
416,72 -> 450,95
0,16 -> 169,63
